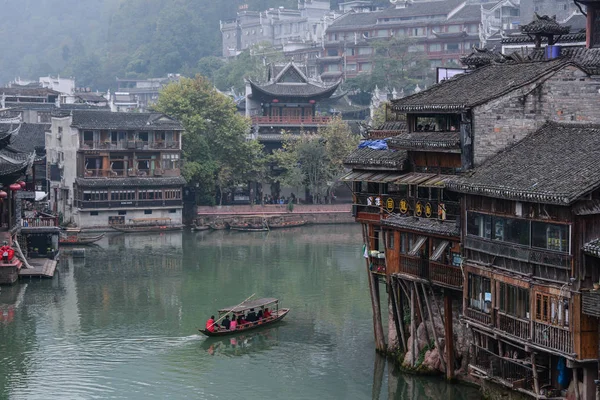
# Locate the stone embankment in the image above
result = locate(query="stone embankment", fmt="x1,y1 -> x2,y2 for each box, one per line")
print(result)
195,203 -> 354,225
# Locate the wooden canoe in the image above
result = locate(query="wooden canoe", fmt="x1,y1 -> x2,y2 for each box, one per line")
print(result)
59,233 -> 105,245
198,308 -> 290,337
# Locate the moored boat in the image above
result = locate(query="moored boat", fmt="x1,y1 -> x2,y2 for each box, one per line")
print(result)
198,297 -> 289,337
191,223 -> 210,231
229,215 -> 269,232
111,217 -> 183,233
59,233 -> 105,245
267,215 -> 306,229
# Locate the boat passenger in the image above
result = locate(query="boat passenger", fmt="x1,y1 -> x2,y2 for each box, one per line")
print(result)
229,315 -> 237,331
238,315 -> 246,325
263,308 -> 272,319
257,309 -> 263,320
221,314 -> 231,330
246,308 -> 257,322
206,315 -> 216,333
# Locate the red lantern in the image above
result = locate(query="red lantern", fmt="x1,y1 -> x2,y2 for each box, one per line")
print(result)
9,184 -> 21,191
309,100 -> 316,104
0,191 -> 7,199
18,181 -> 26,189
272,99 -> 279,103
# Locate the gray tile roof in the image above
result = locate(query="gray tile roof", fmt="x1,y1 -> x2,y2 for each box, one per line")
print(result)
10,123 -> 48,156
6,102 -> 109,111
344,147 -> 408,170
502,32 -> 586,44
388,131 -> 460,151
71,110 -> 183,131
0,87 -> 61,97
584,239 -> 600,258
249,80 -> 339,98
390,59 -> 571,112
526,47 -> 600,75
460,48 -> 507,68
382,214 -> 460,237
75,176 -> 186,188
521,14 -> 570,35
447,122 -> 600,205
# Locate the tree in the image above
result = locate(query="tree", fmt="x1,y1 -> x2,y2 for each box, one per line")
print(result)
153,75 -> 266,205
273,117 -> 359,203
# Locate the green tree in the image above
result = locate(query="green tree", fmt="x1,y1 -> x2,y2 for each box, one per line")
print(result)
273,117 -> 359,203
153,75 -> 266,205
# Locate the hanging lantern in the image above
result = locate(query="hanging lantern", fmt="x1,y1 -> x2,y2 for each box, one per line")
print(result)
309,99 -> 316,104
272,99 -> 279,103
18,181 -> 26,189
0,191 -> 7,199
9,183 -> 21,191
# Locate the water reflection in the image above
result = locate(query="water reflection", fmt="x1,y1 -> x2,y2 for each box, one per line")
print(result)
201,326 -> 281,357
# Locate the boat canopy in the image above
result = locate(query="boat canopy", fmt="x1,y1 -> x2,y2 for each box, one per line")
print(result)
218,298 -> 279,313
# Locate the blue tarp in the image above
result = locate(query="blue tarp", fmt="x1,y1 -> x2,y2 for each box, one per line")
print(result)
358,140 -> 388,150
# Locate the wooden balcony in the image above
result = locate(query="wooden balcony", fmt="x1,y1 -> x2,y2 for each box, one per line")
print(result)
465,307 -> 492,326
399,255 -> 428,280
80,140 -> 179,151
82,168 -> 179,178
429,261 -> 462,289
497,312 -> 530,341
22,216 -> 58,227
370,257 -> 386,274
251,116 -> 332,126
471,346 -> 535,392
532,321 -> 572,354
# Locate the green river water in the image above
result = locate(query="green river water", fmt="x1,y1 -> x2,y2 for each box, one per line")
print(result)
0,225 -> 482,399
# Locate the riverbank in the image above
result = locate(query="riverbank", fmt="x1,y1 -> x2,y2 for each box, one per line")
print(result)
195,203 -> 354,225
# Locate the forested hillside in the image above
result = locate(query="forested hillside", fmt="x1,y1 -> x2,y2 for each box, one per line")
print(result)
0,0 -> 299,89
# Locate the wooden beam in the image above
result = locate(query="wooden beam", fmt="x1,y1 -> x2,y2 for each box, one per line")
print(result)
413,281 -> 431,346
531,352 -> 540,399
444,293 -> 455,380
411,284 -> 416,367
390,278 -> 406,352
362,223 -> 386,352
421,283 -> 447,374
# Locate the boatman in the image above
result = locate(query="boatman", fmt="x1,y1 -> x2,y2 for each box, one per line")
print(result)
206,315 -> 216,332
221,314 -> 231,330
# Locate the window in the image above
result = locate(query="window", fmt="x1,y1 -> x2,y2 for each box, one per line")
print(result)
468,274 -> 491,313
387,232 -> 395,249
110,190 -> 135,201
82,190 -> 108,201
327,64 -> 340,72
377,29 -> 388,37
139,189 -> 162,200
429,43 -> 442,52
499,283 -> 530,319
411,27 -> 425,37
445,43 -> 460,53
447,25 -> 461,33
118,211 -> 127,215
144,210 -> 153,215
165,189 -> 181,200
532,222 -> 569,252
90,211 -> 99,216
345,63 -> 357,72
535,293 -> 569,327
162,153 -> 180,169
467,212 -> 492,239
359,62 -> 372,72
169,209 -> 177,213
358,47 -> 372,55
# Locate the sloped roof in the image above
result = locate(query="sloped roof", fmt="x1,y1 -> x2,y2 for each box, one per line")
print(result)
526,47 -> 600,75
521,14 -> 570,35
447,122 -> 600,205
390,59 -> 573,112
382,215 -> 460,237
70,110 -> 183,130
344,147 -> 408,170
75,176 -> 186,188
1,87 -> 61,97
9,123 -> 48,156
460,48 -> 507,68
388,131 -> 461,152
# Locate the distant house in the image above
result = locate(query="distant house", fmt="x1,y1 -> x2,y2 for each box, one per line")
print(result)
46,110 -> 185,228
109,75 -> 182,112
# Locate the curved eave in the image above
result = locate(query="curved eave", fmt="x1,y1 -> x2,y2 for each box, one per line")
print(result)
248,80 -> 340,101
446,182 -> 574,206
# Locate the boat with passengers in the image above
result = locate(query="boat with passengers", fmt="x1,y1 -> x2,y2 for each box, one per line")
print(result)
198,297 -> 289,337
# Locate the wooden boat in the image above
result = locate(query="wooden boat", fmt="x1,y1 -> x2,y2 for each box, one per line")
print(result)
111,217 -> 182,233
59,233 -> 105,245
268,215 -> 306,229
198,297 -> 290,337
191,223 -> 210,231
229,216 -> 269,232
209,219 -> 229,230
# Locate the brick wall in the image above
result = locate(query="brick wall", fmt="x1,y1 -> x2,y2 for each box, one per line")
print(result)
472,65 -> 600,166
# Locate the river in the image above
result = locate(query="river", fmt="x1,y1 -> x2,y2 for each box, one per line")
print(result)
0,225 -> 482,399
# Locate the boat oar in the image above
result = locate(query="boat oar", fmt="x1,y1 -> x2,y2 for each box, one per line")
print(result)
208,293 -> 255,329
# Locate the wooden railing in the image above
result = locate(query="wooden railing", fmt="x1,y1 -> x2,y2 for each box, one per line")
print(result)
80,140 -> 179,150
251,116 -> 332,125
370,257 -> 386,274
498,312 -> 530,341
82,168 -> 178,178
429,261 -> 463,288
465,307 -> 492,326
532,322 -> 572,354
22,217 -> 59,227
399,255 -> 428,279
472,346 -> 534,391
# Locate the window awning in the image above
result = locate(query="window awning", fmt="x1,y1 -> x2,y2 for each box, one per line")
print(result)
420,175 -> 451,188
430,240 -> 450,262
408,236 -> 427,256
394,172 -> 437,185
340,170 -> 405,183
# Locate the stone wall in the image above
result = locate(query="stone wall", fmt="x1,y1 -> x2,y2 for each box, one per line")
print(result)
76,208 -> 182,229
473,65 -> 600,166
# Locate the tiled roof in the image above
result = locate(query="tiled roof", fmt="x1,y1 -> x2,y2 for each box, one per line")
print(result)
75,176 -> 186,188
388,131 -> 460,151
584,239 -> 600,258
526,47 -> 600,75
71,110 -> 183,130
390,59 -> 571,112
447,122 -> 600,205
502,32 -> 586,44
9,123 -> 48,156
0,87 -> 61,97
75,93 -> 107,102
460,48 -> 507,68
249,80 -> 339,98
0,146 -> 34,177
344,147 -> 408,170
382,215 -> 460,237
448,3 -> 482,21
6,102 -> 109,111
521,14 -> 570,35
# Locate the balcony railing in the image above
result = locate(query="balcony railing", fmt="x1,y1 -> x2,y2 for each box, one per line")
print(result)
472,346 -> 535,392
77,199 -> 182,209
370,257 -> 386,274
82,168 -> 178,178
399,255 -> 428,280
532,321 -> 572,354
251,116 -> 332,125
429,261 -> 462,288
22,217 -> 59,228
80,140 -> 179,151
465,307 -> 492,326
497,312 -> 530,341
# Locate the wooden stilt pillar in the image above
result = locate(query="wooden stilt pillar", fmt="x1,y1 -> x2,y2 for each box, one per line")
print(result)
410,284 -> 416,367
574,367 -> 581,400
362,224 -> 386,352
421,283 -> 446,374
444,293 -> 455,381
413,281 -> 430,346
531,352 -> 540,397
389,277 -> 405,352
372,353 -> 385,400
